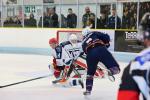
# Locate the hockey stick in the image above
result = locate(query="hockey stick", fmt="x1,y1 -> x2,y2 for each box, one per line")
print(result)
0,74 -> 51,88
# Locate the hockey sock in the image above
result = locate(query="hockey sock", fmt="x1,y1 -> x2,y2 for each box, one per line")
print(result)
86,75 -> 93,92
67,78 -> 79,86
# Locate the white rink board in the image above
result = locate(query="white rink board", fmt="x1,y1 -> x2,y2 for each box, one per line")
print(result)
0,28 -> 57,48
0,28 -> 115,51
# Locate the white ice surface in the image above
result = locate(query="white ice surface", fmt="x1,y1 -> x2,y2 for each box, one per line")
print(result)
0,54 -> 128,100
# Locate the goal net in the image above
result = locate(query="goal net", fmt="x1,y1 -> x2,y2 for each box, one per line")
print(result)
56,30 -> 82,43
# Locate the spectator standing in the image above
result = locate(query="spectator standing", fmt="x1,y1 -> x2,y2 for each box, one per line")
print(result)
122,11 -> 130,29
107,9 -> 121,29
49,8 -> 59,28
130,13 -> 137,29
60,14 -> 67,28
82,7 -> 95,28
97,12 -> 108,29
27,13 -> 37,27
67,8 -> 77,28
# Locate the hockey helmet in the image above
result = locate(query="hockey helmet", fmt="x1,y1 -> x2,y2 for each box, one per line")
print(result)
69,34 -> 77,41
69,34 -> 78,45
138,13 -> 150,41
49,38 -> 58,44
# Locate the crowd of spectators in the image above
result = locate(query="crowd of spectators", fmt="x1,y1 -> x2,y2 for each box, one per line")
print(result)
24,13 -> 37,27
4,16 -> 22,27
139,2 -> 150,22
122,2 -> 137,29
82,6 -> 121,29
38,7 -> 59,28
2,2 -> 150,29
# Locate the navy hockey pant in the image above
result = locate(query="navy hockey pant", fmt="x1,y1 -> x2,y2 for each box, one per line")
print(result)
85,46 -> 119,91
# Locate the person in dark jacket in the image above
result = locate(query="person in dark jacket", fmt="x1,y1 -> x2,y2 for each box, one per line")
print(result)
82,7 -> 95,28
97,12 -> 108,29
107,9 -> 121,29
67,8 -> 77,28
48,8 -> 59,28
26,13 -> 37,27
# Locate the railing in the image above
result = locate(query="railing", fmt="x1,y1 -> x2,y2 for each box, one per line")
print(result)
0,0 -> 149,29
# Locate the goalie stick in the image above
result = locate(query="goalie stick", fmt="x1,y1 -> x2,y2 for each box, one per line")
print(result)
0,74 -> 50,88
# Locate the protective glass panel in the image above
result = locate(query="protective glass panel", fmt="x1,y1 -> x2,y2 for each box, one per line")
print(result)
43,3 -> 59,28
78,0 -> 97,29
24,5 -> 42,27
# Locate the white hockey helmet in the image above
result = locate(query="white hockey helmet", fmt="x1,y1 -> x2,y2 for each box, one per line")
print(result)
137,12 -> 150,41
82,26 -> 91,36
69,34 -> 78,44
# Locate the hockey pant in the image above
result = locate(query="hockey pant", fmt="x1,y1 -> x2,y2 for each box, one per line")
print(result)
85,46 -> 120,92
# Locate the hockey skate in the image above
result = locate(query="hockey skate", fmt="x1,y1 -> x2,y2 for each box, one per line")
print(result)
52,79 -> 62,84
83,91 -> 91,95
97,65 -> 115,82
107,70 -> 115,82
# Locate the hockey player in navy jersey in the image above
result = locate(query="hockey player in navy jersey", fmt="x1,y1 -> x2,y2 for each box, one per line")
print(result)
118,13 -> 150,100
82,28 -> 120,95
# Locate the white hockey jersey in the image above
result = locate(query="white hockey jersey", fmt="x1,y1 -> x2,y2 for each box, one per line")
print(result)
71,41 -> 83,60
50,41 -> 83,66
130,47 -> 150,99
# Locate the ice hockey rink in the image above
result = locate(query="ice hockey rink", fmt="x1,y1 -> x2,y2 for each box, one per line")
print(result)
0,52 -> 136,100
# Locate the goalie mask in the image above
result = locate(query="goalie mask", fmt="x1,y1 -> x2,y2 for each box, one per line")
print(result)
69,34 -> 78,47
137,13 -> 150,41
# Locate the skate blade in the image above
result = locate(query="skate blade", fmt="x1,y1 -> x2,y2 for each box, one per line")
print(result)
52,83 -> 70,88
84,95 -> 91,100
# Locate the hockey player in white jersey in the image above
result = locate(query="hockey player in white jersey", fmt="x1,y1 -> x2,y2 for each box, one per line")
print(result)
68,34 -> 83,60
118,13 -> 150,100
48,37 -> 84,88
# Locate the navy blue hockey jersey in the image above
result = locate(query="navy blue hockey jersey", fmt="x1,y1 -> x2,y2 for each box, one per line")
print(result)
82,31 -> 110,53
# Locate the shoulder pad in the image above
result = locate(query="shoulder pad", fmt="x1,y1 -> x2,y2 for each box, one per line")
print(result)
93,31 -> 103,34
60,41 -> 71,47
55,46 -> 62,53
